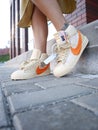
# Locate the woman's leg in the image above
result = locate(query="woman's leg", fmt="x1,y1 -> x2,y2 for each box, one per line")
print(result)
31,0 -> 67,31
32,6 -> 48,53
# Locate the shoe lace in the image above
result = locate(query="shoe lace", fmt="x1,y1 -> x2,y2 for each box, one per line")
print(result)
20,60 -> 30,69
53,41 -> 70,63
20,59 -> 39,70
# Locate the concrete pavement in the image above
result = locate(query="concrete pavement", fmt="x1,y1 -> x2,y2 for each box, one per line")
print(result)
0,65 -> 98,130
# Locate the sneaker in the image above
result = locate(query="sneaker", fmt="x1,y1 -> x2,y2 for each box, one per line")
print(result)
53,25 -> 88,77
11,49 -> 50,80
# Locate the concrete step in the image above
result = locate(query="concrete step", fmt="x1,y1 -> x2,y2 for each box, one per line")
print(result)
5,20 -> 98,74
75,20 -> 98,74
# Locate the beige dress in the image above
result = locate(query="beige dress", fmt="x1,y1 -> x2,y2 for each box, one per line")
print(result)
18,0 -> 76,28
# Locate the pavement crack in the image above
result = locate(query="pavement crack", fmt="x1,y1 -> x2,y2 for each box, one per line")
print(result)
1,87 -> 15,130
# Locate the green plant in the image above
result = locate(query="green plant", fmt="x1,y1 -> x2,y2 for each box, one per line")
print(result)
0,54 -> 10,62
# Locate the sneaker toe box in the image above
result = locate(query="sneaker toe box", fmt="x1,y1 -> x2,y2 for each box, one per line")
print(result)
53,63 -> 72,77
11,70 -> 27,80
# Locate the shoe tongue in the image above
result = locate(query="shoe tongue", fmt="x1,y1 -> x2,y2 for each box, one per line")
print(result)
54,31 -> 66,45
30,49 -> 41,60
65,25 -> 77,37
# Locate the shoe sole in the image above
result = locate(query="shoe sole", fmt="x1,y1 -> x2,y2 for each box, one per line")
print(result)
11,69 -> 50,80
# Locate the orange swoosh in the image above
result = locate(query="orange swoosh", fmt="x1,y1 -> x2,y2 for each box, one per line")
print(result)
36,63 -> 50,75
71,31 -> 82,55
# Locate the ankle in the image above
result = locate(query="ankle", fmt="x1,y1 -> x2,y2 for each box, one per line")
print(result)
61,23 -> 69,31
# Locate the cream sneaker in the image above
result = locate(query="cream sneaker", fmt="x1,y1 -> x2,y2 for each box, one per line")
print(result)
11,49 -> 50,80
53,25 -> 89,77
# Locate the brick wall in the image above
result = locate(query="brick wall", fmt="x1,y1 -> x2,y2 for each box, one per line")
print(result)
65,0 -> 98,28
0,48 -> 9,55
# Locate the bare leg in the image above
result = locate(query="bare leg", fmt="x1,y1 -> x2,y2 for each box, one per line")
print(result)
31,0 -> 67,31
32,6 -> 48,53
